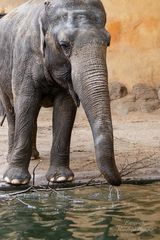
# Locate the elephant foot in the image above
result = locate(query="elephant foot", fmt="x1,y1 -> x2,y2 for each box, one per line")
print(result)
31,148 -> 40,160
3,166 -> 31,185
46,166 -> 74,183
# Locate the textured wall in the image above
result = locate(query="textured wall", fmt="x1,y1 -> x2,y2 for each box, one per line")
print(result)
102,0 -> 160,90
0,0 -> 159,90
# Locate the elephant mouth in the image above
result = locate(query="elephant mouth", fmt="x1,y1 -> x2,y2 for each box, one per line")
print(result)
67,81 -> 80,107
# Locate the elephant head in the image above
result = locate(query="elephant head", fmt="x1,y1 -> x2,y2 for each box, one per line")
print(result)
40,0 -> 121,186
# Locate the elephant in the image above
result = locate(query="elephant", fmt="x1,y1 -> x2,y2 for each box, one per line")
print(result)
0,15 -> 5,117
0,0 -> 121,186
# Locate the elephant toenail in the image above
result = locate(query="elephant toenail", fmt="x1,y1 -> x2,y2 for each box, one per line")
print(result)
50,177 -> 55,182
11,179 -> 21,185
68,176 -> 74,181
4,176 -> 11,183
22,179 -> 29,185
56,176 -> 66,182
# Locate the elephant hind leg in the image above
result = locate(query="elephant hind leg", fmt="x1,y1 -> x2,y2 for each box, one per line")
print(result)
46,92 -> 77,183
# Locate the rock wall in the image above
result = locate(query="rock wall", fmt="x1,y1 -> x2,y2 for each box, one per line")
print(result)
0,0 -> 159,90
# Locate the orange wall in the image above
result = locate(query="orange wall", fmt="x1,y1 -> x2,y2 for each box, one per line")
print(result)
102,0 -> 160,89
1,0 -> 160,90
0,0 -> 27,12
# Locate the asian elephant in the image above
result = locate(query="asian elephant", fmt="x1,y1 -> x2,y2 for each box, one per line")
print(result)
0,0 -> 121,186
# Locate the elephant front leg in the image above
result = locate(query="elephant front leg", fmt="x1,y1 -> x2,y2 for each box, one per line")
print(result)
46,92 -> 77,183
3,95 -> 40,185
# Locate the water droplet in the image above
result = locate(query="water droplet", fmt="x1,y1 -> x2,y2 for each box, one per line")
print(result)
108,185 -> 121,201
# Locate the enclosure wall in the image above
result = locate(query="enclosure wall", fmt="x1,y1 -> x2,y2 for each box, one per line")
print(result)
0,0 -> 159,90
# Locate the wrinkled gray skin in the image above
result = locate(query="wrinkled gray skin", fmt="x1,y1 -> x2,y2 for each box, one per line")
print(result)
0,0 -> 121,186
0,15 -> 6,118
0,15 -> 5,116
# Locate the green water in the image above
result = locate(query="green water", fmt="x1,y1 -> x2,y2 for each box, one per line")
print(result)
0,183 -> 160,240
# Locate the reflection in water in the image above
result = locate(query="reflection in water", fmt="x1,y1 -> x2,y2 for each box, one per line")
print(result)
0,183 -> 160,240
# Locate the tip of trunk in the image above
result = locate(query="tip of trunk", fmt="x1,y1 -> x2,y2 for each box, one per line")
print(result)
103,171 -> 122,186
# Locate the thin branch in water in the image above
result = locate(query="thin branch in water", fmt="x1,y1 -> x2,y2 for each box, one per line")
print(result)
6,186 -> 34,197
16,197 -> 36,209
0,186 -> 34,200
0,114 -> 6,126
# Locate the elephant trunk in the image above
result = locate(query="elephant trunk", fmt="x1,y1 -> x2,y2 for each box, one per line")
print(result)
71,43 -> 121,186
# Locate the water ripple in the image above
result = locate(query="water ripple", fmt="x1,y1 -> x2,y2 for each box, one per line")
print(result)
0,183 -> 160,240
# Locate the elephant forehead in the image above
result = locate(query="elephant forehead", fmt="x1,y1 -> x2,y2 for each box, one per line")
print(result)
46,7 -> 106,27
45,0 -> 106,23
54,8 -> 89,18
53,9 -> 95,23
46,0 -> 104,9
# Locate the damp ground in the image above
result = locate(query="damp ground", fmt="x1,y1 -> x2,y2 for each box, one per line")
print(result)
0,104 -> 160,190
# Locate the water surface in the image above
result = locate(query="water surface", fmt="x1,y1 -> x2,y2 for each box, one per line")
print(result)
0,183 -> 160,240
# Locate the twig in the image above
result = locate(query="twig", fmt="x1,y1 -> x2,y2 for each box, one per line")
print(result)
0,114 -> 6,126
0,186 -> 34,199
0,174 -> 103,200
16,197 -> 36,209
120,152 -> 157,177
6,186 -> 34,197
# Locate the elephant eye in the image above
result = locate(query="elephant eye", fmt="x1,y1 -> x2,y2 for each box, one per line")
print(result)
59,41 -> 71,56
